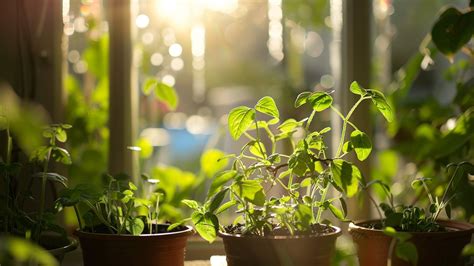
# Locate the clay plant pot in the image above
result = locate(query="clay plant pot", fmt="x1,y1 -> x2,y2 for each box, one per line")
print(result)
40,232 -> 78,263
75,225 -> 194,266
218,226 -> 342,266
349,219 -> 474,266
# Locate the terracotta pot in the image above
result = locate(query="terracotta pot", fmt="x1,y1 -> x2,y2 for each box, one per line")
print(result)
349,219 -> 474,266
218,226 -> 342,266
75,225 -> 194,266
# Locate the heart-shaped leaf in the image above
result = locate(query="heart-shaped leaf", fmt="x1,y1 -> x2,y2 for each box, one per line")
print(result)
208,170 -> 238,198
231,179 -> 266,206
255,96 -> 279,118
350,130 -> 372,161
295,92 -> 312,108
431,8 -> 474,58
308,92 -> 333,112
192,212 -> 218,243
367,89 -> 394,122
349,81 -> 366,96
330,159 -> 361,197
155,82 -> 178,110
228,106 -> 256,140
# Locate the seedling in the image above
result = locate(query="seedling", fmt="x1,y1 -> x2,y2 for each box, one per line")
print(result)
178,82 -> 393,242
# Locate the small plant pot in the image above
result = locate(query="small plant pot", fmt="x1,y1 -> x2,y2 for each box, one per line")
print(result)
40,232 -> 78,263
218,226 -> 342,266
349,219 -> 474,266
75,225 -> 194,266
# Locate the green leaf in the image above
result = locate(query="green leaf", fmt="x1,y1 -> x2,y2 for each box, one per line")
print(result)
182,199 -> 200,210
462,243 -> 474,256
6,237 -> 59,266
300,177 -> 312,187
330,159 -> 361,197
192,212 -> 218,243
367,89 -> 394,122
208,188 -> 228,213
231,179 -> 266,206
339,198 -> 347,218
56,184 -> 101,207
295,204 -> 312,230
255,96 -> 279,118
228,106 -> 256,140
288,151 -> 312,176
51,147 -> 72,165
249,141 -> 266,158
126,218 -> 145,235
208,170 -> 237,198
431,8 -> 474,57
342,141 -> 353,153
431,108 -> 474,158
143,78 -> 157,95
129,182 -> 138,191
395,242 -> 418,265
33,172 -> 68,187
295,92 -> 312,108
167,218 -> 191,231
55,128 -> 67,142
329,203 -> 345,220
215,200 -> 237,214
278,119 -> 299,133
155,82 -> 178,110
350,130 -> 372,161
308,92 -> 333,112
201,149 -> 228,177
349,81 -> 366,96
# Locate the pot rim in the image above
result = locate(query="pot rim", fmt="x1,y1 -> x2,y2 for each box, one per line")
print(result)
217,225 -> 342,240
47,236 -> 78,256
349,219 -> 474,236
74,224 -> 194,240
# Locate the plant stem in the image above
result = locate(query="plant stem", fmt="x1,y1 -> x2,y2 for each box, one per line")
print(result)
335,97 -> 366,157
305,110 -> 317,131
73,206 -> 83,230
315,184 -> 329,223
433,163 -> 461,221
37,148 -> 52,241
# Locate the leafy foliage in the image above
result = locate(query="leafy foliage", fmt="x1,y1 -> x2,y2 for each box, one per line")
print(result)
365,162 -> 474,264
0,237 -> 58,266
387,3 -> 474,221
1,122 -> 72,245
182,82 -> 392,242
58,173 -> 163,235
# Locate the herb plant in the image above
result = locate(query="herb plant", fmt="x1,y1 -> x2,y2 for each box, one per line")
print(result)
56,147 -> 184,235
179,82 -> 393,242
363,161 -> 474,265
0,123 -> 72,243
366,161 -> 474,232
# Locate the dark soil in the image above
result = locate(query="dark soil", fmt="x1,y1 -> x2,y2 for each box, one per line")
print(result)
82,223 -> 188,234
224,223 -> 336,237
362,222 -> 447,232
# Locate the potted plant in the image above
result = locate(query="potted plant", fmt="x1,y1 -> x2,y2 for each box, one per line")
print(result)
349,161 -> 474,266
176,82 -> 392,265
56,147 -> 194,266
0,121 -> 78,263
